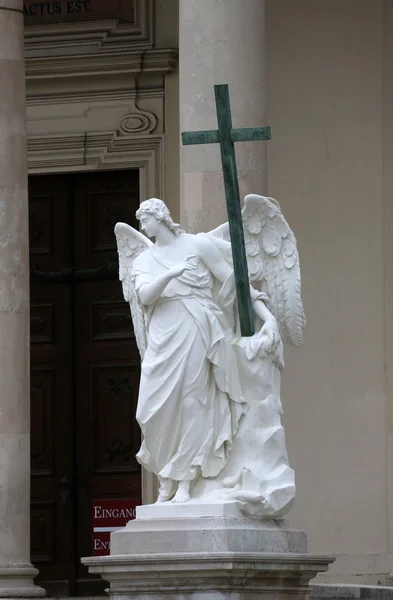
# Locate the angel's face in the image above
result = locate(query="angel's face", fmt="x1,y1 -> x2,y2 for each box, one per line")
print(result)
139,213 -> 160,238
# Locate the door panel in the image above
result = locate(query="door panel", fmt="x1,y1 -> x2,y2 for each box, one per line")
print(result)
73,170 -> 139,271
29,170 -> 141,597
73,171 -> 141,595
30,284 -> 75,596
30,175 -> 75,597
29,175 -> 72,272
74,281 -> 140,596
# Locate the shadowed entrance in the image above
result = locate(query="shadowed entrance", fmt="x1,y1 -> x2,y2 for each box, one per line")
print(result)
28,170 -> 141,596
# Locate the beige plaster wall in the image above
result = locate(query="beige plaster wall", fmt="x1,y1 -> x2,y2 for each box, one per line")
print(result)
154,0 -> 179,48
155,0 -> 180,220
164,71 -> 180,222
266,0 -> 390,583
384,0 -> 393,584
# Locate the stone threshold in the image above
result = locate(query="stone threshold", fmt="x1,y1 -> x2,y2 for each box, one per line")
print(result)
311,584 -> 393,599
41,586 -> 393,600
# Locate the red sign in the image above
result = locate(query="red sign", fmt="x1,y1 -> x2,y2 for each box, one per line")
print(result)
23,0 -> 135,26
92,499 -> 138,556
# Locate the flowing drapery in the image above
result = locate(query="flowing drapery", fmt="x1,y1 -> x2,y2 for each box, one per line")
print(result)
132,250 -> 247,494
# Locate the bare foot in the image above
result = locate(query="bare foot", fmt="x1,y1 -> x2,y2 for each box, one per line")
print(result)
155,484 -> 175,504
172,481 -> 191,503
155,479 -> 176,504
156,492 -> 171,503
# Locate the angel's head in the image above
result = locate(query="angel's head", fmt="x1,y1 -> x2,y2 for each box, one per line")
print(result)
136,198 -> 184,238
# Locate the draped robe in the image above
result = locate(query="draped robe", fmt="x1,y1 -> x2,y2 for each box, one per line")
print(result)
132,248 -> 247,495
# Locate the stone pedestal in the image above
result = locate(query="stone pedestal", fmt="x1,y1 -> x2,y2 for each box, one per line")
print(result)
83,502 -> 334,600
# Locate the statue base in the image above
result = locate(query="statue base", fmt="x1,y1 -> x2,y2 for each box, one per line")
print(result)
83,502 -> 335,600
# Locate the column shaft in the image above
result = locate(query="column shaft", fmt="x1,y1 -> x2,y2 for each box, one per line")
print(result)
0,1 -> 44,596
179,0 -> 267,232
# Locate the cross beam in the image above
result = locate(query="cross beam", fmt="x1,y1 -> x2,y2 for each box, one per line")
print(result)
182,84 -> 271,337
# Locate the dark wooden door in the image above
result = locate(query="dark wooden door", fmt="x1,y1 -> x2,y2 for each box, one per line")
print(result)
30,175 -> 75,597
29,171 -> 141,597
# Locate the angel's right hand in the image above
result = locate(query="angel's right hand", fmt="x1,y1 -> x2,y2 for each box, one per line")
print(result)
169,255 -> 197,278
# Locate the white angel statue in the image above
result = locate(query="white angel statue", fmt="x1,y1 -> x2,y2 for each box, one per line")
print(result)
115,195 -> 305,517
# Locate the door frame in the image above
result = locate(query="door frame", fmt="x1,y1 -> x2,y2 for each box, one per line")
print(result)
27,136 -> 162,507
27,130 -> 164,219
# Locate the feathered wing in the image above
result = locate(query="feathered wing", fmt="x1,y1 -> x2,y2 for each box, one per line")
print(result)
207,195 -> 306,347
114,222 -> 153,358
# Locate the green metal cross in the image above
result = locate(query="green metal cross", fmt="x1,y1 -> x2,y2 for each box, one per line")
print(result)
182,84 -> 271,337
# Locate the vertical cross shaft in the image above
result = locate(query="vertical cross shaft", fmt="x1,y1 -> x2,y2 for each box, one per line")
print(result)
214,85 -> 254,337
182,84 -> 271,337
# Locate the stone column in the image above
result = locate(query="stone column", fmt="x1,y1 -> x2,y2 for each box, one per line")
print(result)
0,1 -> 44,597
179,0 -> 267,233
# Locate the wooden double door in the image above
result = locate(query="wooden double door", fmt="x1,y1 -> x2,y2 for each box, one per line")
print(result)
29,171 -> 141,596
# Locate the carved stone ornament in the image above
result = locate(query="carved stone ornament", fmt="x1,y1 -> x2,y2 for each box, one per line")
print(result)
114,196 -> 306,518
119,112 -> 157,135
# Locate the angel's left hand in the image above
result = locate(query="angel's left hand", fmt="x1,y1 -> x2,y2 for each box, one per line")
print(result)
243,317 -> 280,361
260,317 -> 280,353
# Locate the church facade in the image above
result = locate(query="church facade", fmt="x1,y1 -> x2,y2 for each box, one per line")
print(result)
0,0 -> 391,597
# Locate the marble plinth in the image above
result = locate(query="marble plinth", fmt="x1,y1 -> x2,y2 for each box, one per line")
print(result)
83,505 -> 335,600
136,499 -> 254,519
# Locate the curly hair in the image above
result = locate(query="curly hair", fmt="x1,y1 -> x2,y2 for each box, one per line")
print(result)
136,198 -> 184,235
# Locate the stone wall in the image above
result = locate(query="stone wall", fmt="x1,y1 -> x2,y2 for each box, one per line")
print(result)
267,0 -> 391,584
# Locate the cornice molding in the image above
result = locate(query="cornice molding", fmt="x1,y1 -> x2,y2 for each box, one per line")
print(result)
27,130 -> 164,203
28,131 -> 162,168
26,88 -> 164,107
26,48 -> 178,81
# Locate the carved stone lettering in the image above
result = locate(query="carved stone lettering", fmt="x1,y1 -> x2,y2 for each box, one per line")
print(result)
24,0 -> 135,26
93,506 -> 136,520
